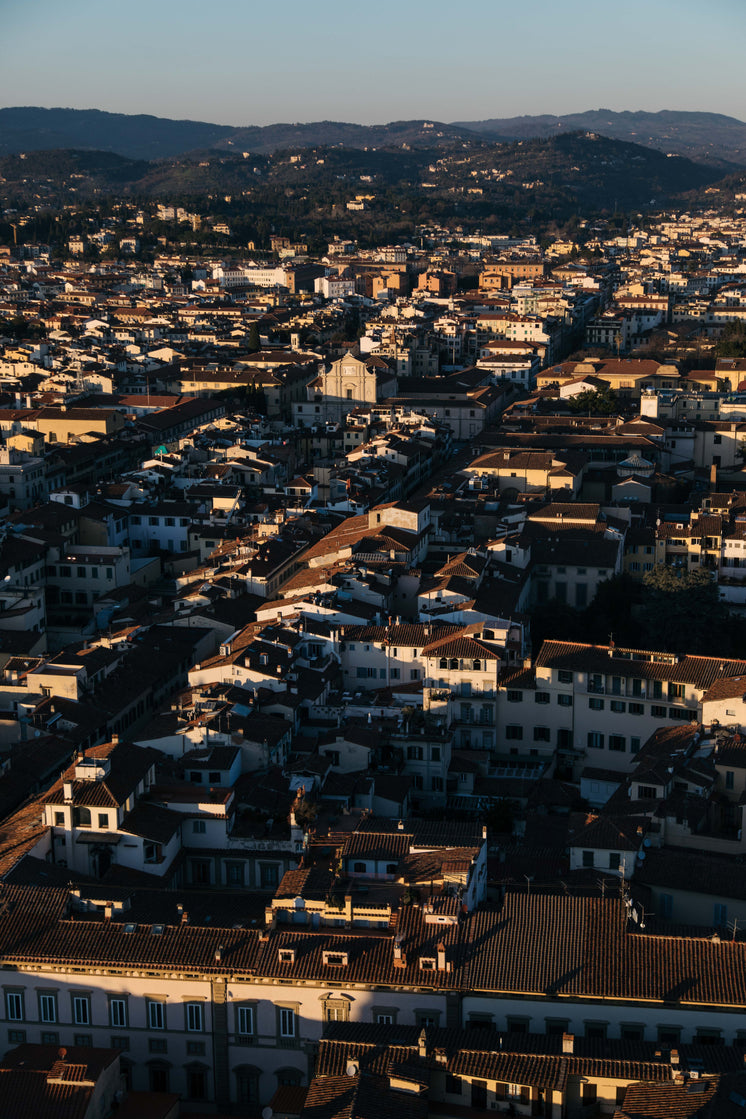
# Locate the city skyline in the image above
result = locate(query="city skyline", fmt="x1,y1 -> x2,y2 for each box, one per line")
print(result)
3,0 -> 745,128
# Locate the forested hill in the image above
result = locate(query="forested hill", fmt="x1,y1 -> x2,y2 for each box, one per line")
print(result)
453,109 -> 746,167
3,106 -> 746,167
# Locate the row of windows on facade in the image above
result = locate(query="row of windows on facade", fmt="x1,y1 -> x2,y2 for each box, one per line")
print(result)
355,667 -> 421,679
5,1000 -> 732,1049
2,994 -> 291,1039
47,564 -> 115,579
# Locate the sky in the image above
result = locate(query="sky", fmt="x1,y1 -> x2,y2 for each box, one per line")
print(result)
2,0 -> 745,126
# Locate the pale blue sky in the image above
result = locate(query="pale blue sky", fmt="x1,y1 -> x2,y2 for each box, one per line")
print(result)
2,0 -> 744,125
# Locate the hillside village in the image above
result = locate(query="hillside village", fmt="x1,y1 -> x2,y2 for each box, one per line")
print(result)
2,196 -> 746,1116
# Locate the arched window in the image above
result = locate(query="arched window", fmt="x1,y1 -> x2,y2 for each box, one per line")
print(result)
235,1065 -> 261,1107
449,658 -> 458,671
277,1067 -> 303,1088
473,660 -> 481,671
353,861 -> 366,873
147,1061 -> 171,1093
439,657 -> 448,670
73,806 -> 91,828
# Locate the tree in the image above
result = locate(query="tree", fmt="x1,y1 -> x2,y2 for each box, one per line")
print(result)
246,321 -> 261,353
715,322 -> 746,360
640,565 -> 730,655
566,387 -> 619,415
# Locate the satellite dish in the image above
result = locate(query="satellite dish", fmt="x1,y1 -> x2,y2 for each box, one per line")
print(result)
346,1060 -> 359,1077
262,1108 -> 273,1119
643,838 -> 651,848
638,850 -> 646,860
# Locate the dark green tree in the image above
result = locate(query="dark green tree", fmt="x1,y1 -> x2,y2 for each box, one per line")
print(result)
566,387 -> 619,415
640,565 -> 730,655
246,322 -> 261,353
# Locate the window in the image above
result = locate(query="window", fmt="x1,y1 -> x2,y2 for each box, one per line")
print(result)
38,992 -> 57,1024
73,806 -> 91,828
587,732 -> 604,749
505,725 -> 523,740
54,812 -> 64,826
621,1024 -> 644,1041
652,704 -> 667,718
585,1022 -> 607,1040
187,1041 -> 205,1056
149,1065 -> 170,1093
111,1037 -> 129,1051
7,1029 -> 25,1043
324,1000 -> 350,1023
41,1032 -> 58,1045
5,992 -> 23,1022
638,785 -> 658,799
72,995 -> 90,1026
582,851 -> 594,868
726,771 -> 735,790
192,820 -> 206,834
629,702 -> 644,715
533,726 -> 551,742
535,692 -> 550,704
557,694 -> 573,707
631,737 -> 641,754
279,1007 -> 296,1039
186,1002 -> 204,1032
609,852 -> 621,871
376,1013 -> 394,1024
609,735 -> 625,752
589,698 -> 604,710
431,746 -> 441,762
260,864 -> 279,889
226,863 -> 244,887
506,690 -> 523,703
237,1005 -> 255,1039
446,1073 -> 462,1095
110,998 -> 127,1028
558,669 -> 573,683
148,1000 -> 166,1030
610,700 -> 626,713
658,1026 -> 681,1046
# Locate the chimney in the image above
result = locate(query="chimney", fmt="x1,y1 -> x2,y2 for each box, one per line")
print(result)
393,934 -> 406,968
397,819 -> 404,831
670,1049 -> 679,1068
418,1028 -> 427,1058
215,945 -> 224,963
562,1033 -> 574,1055
111,733 -> 119,744
437,941 -> 447,971
63,781 -> 73,802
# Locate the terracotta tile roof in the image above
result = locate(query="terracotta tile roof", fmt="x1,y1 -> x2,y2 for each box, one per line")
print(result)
536,641 -> 746,691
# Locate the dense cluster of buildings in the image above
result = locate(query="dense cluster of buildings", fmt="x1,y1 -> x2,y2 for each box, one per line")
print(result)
2,199 -> 746,1115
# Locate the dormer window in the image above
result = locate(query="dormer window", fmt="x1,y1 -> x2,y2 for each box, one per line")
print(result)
278,948 -> 295,964
419,957 -> 436,971
322,950 -> 348,967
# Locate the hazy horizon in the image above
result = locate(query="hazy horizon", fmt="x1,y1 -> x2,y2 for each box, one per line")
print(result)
3,0 -> 744,128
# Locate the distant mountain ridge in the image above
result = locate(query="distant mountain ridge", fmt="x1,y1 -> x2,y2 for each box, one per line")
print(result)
0,108 -> 481,161
453,109 -> 746,166
2,105 -> 746,166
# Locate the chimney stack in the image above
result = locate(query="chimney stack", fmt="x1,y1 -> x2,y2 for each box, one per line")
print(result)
562,1033 -> 574,1055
